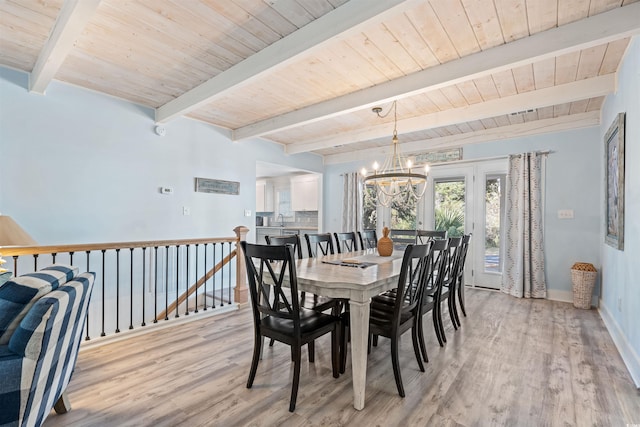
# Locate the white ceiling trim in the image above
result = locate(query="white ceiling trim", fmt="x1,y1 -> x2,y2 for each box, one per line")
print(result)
286,74 -> 614,154
29,0 -> 102,94
323,111 -> 600,165
233,2 -> 640,142
154,0 -> 419,123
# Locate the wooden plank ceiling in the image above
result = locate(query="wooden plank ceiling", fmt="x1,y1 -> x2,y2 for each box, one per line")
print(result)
1,0 -> 639,164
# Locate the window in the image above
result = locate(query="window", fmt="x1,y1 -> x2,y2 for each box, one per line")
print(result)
434,179 -> 465,237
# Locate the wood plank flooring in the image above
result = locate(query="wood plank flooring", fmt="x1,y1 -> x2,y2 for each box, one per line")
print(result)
42,289 -> 640,427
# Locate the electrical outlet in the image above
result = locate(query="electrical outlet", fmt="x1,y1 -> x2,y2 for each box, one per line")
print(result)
244,209 -> 252,217
183,206 -> 191,216
558,209 -> 574,219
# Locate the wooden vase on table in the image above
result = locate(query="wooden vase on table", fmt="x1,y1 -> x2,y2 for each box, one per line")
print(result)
377,227 -> 393,256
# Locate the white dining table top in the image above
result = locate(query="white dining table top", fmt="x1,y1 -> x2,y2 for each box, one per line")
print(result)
295,249 -> 405,303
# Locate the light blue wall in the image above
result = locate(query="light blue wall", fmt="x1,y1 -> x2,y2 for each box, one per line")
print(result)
0,67 -> 323,244
599,36 -> 640,386
323,126 -> 602,298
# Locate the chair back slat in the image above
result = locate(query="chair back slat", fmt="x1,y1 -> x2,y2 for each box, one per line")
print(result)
266,234 -> 303,259
334,232 -> 358,253
358,230 -> 378,249
416,230 -> 447,244
304,233 -> 335,258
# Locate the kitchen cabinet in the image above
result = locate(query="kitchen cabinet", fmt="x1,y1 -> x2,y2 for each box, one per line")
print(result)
256,180 -> 273,212
291,174 -> 319,212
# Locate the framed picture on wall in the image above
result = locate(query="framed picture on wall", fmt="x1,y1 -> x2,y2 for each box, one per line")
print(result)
604,112 -> 625,251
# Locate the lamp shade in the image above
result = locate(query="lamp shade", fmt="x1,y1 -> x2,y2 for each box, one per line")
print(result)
0,215 -> 37,246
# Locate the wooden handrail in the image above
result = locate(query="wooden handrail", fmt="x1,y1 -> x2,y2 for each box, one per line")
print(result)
156,250 -> 237,320
0,237 -> 236,256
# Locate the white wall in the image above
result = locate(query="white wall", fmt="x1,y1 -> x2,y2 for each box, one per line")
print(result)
0,67 -> 323,244
599,36 -> 640,386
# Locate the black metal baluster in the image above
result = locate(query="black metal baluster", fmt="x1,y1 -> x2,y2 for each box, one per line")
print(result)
212,243 -> 217,308
154,246 -> 159,323
115,249 -> 120,333
175,245 -> 180,318
164,246 -> 169,321
194,244 -> 199,313
12,256 -> 18,275
101,250 -> 106,337
142,247 -> 147,327
203,243 -> 208,311
185,244 -> 190,316
219,244 -> 224,305
129,247 -> 134,330
85,250 -> 91,341
52,253 -> 57,263
228,242 -> 232,304
70,252 -> 74,265
33,254 -> 38,271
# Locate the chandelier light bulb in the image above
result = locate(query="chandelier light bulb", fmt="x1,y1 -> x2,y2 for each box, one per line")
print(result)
360,167 -> 367,176
373,161 -> 379,171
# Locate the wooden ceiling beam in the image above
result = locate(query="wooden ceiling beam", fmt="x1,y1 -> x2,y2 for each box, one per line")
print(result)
285,74 -> 614,154
234,2 -> 640,142
323,112 -> 600,165
29,0 -> 102,94
154,0 -> 419,124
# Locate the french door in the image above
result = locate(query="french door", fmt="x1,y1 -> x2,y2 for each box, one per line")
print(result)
421,159 -> 507,289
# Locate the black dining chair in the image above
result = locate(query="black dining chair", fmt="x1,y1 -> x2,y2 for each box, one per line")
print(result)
366,243 -> 431,397
453,234 -> 472,320
358,229 -> 378,249
334,231 -> 358,253
416,229 -> 447,244
437,237 -> 463,342
240,241 -> 340,412
417,238 -> 449,359
265,234 -> 303,259
304,233 -> 335,257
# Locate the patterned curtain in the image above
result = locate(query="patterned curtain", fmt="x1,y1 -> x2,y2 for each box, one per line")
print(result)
342,172 -> 362,232
501,152 -> 546,298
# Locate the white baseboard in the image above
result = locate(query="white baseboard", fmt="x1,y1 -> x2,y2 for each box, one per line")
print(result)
599,301 -> 640,388
546,289 -> 599,308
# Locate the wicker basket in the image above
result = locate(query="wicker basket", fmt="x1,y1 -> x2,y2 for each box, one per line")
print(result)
570,262 -> 597,309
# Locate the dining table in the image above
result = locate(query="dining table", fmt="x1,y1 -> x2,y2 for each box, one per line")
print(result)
294,248 -> 405,410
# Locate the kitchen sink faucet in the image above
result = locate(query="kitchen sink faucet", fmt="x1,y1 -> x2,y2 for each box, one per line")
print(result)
278,213 -> 285,226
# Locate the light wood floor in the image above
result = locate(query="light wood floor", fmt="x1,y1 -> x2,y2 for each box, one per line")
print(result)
43,289 -> 640,427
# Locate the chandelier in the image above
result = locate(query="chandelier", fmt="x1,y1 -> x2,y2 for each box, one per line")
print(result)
360,101 -> 429,207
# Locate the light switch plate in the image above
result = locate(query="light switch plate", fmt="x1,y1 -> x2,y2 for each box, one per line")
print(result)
244,209 -> 252,217
183,206 -> 191,216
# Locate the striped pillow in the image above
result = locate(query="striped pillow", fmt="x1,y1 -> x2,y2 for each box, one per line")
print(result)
0,265 -> 79,345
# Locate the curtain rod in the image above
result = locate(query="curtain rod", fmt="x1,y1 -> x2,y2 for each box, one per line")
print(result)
429,150 -> 552,167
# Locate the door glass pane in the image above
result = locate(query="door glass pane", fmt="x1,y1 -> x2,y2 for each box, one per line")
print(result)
363,184 -> 377,229
390,192 -> 417,230
485,174 -> 505,273
434,179 -> 465,237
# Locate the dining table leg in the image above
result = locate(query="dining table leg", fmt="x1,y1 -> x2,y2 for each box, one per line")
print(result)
349,298 -> 371,410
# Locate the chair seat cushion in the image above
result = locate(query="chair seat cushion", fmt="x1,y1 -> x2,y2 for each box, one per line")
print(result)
262,308 -> 338,335
0,265 -> 78,345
